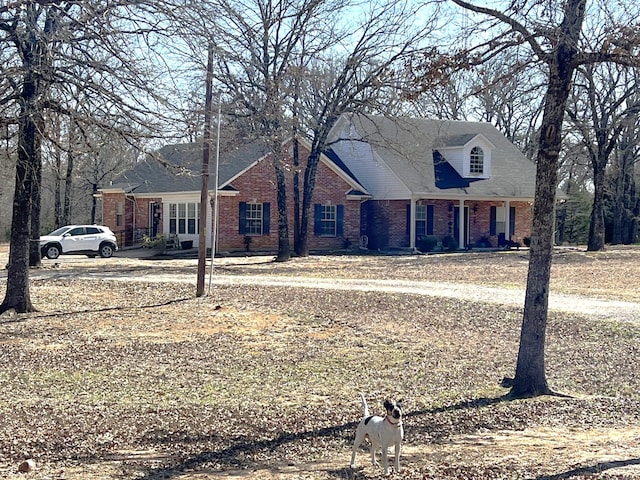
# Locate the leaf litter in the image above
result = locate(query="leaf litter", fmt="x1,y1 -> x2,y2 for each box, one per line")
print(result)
0,248 -> 640,478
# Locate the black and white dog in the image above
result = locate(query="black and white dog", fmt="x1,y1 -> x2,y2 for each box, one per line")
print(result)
350,393 -> 404,475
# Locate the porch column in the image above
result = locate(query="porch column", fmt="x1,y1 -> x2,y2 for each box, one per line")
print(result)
409,197 -> 416,250
458,198 -> 465,249
505,200 -> 511,242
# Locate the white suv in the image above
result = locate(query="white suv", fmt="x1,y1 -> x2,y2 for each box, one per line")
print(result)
40,225 -> 118,259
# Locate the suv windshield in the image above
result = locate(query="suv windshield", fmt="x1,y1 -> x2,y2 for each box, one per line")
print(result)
47,227 -> 71,236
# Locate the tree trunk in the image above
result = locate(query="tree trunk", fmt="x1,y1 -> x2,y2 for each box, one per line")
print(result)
1,76 -> 40,313
297,150 -> 322,257
90,183 -> 98,224
54,149 -> 63,228
274,155 -> 290,262
2,157 -> 35,313
63,148 -> 74,225
610,155 -> 625,245
293,139 -> 301,254
28,150 -> 43,268
510,0 -> 585,396
587,159 -> 606,251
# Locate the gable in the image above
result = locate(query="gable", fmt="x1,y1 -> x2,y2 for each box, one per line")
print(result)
105,138 -> 369,200
437,133 -> 494,179
327,114 -> 536,200
108,141 -> 269,194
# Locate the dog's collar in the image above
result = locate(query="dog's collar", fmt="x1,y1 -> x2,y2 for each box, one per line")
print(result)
385,416 -> 402,427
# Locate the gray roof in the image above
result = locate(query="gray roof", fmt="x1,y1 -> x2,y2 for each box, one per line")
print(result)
109,141 -> 270,194
346,115 -> 536,198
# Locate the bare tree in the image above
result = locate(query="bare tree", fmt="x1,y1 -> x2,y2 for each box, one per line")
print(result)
282,1 -> 439,256
175,0 -> 439,260
0,1 -> 179,313
443,0 -> 640,398
566,62 -> 640,251
608,120 -> 640,244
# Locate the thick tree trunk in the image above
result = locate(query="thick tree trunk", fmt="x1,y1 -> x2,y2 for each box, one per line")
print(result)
293,139 -> 302,254
510,0 -> 585,396
1,83 -> 40,313
587,160 -> 606,251
274,157 -> 290,262
297,150 -> 322,257
29,152 -> 42,268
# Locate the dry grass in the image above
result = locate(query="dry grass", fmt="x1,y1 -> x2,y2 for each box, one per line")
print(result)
0,247 -> 640,479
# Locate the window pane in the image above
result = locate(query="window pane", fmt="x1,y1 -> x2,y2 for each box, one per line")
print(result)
470,147 -> 484,174
188,218 -> 196,234
245,203 -> 263,235
320,205 -> 336,236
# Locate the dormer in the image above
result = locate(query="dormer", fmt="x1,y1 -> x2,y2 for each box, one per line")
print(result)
437,133 -> 495,179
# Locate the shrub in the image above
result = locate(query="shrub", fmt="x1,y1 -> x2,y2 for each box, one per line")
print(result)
474,236 -> 492,248
442,235 -> 459,251
417,235 -> 438,252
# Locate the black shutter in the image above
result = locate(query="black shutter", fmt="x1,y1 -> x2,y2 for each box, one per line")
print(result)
263,203 -> 270,235
427,204 -> 434,235
314,204 -> 322,235
509,206 -> 516,238
336,205 -> 344,236
490,206 -> 496,236
239,202 -> 247,234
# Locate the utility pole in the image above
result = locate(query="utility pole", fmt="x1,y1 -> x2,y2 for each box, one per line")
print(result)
197,45 -> 214,297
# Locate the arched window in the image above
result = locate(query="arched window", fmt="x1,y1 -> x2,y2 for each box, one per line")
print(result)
470,146 -> 484,174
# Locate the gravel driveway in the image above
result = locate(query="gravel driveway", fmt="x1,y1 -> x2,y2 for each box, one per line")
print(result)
24,251 -> 640,324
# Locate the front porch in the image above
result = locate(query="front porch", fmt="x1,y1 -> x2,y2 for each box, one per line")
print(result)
361,198 -> 533,251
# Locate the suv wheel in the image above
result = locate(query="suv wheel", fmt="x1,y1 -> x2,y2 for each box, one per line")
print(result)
44,244 -> 61,260
99,243 -> 115,258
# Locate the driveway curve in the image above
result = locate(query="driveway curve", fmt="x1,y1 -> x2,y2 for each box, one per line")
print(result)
30,267 -> 640,324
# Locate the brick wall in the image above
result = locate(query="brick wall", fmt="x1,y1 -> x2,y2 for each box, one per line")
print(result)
101,194 -> 161,247
216,148 -> 360,253
365,199 -> 533,249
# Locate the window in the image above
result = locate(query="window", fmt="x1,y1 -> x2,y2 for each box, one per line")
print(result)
239,202 -> 270,235
470,146 -> 484,174
490,206 -> 516,237
168,202 -> 200,235
415,204 -> 434,237
245,203 -> 263,235
116,202 -> 123,227
314,204 -> 344,237
320,205 -> 337,236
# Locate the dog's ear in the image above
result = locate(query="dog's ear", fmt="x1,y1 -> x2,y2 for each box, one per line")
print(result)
383,398 -> 393,410
397,399 -> 403,408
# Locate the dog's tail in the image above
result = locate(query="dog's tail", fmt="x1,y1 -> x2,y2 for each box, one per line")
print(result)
359,392 -> 370,417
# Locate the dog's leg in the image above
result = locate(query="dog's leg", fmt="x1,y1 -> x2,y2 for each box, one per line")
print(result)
350,426 -> 365,468
394,441 -> 401,473
381,443 -> 390,475
369,439 -> 379,467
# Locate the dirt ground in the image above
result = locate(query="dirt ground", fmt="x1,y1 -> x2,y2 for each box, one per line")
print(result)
0,246 -> 640,479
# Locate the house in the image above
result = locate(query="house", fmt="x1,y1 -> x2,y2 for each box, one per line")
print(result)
329,114 -> 535,250
98,114 -> 535,253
